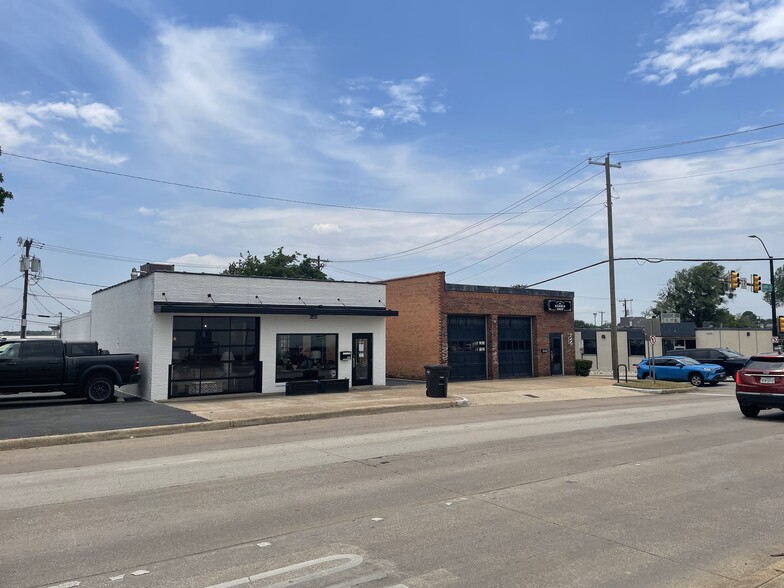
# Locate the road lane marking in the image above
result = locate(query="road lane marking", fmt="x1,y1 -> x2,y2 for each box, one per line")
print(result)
205,554 -> 363,588
116,459 -> 201,471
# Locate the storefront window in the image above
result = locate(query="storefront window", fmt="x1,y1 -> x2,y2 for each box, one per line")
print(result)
170,316 -> 259,397
276,334 -> 338,382
628,337 -> 645,356
583,338 -> 597,354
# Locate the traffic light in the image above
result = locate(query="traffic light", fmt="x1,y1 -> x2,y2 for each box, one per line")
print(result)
752,274 -> 761,293
730,270 -> 739,290
779,316 -> 784,334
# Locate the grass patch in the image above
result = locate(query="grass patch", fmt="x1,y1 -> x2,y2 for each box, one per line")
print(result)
614,380 -> 693,390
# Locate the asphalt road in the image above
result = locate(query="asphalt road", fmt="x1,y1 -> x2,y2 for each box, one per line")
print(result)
0,392 -> 205,439
2,392 -> 783,587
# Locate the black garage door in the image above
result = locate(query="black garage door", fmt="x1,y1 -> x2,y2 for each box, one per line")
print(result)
498,317 -> 533,378
447,315 -> 487,380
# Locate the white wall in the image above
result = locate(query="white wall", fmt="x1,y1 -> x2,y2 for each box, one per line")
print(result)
576,330 -> 662,375
79,273 -> 390,401
61,312 -> 91,340
576,327 -> 776,376
152,273 -> 387,308
697,329 -> 774,355
260,314 -> 386,393
90,277 -> 154,399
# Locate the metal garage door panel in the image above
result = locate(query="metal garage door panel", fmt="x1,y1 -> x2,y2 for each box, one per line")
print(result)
447,316 -> 487,380
498,317 -> 533,378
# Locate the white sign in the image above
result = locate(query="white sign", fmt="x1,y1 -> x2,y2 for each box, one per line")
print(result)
772,336 -> 779,344
649,335 -> 656,344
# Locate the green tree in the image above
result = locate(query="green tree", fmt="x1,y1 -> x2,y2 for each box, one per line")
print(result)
736,310 -> 762,328
223,248 -> 329,280
648,262 -> 734,327
574,319 -> 596,329
0,147 -> 14,213
762,264 -> 784,309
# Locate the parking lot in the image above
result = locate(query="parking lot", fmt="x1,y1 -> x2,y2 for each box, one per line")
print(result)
0,392 -> 205,440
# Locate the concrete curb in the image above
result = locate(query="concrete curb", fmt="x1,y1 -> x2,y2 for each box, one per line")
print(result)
0,398 -> 462,451
613,384 -> 694,394
731,556 -> 784,587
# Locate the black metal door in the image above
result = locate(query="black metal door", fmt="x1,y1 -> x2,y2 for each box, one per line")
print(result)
352,333 -> 373,386
549,333 -> 564,375
498,317 -> 533,378
447,316 -> 487,380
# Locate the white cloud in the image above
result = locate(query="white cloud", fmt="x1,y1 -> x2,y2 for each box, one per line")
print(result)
339,74 -> 446,127
312,223 -> 342,234
635,0 -> 784,87
0,97 -> 125,162
527,18 -> 563,41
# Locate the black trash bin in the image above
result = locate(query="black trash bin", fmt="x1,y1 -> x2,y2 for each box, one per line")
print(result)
424,364 -> 451,398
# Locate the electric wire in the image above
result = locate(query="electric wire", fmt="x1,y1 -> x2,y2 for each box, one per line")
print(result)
434,187 -> 605,276
606,121 -> 784,156
616,159 -> 784,185
4,151 -> 591,217
454,205 -> 606,282
33,282 -> 79,314
330,166 -> 600,263
0,275 -> 22,289
619,135 -> 784,163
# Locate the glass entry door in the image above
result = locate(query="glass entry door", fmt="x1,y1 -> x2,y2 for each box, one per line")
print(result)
549,333 -> 564,375
352,333 -> 373,386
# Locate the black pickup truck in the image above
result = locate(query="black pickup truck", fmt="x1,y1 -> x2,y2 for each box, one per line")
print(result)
0,339 -> 140,403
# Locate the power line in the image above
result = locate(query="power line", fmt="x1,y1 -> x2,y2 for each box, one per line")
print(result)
607,121 -> 784,156
616,159 -> 784,186
43,276 -> 109,288
330,165 -> 600,263
32,282 -> 79,314
619,135 -> 784,163
4,151 -> 592,217
450,189 -> 605,278
454,205 -> 605,282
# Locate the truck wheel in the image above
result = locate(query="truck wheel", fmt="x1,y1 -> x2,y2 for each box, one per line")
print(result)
689,373 -> 704,387
85,375 -> 116,403
740,404 -> 760,418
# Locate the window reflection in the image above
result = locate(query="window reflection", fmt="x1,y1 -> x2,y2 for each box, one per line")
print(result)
276,334 -> 338,382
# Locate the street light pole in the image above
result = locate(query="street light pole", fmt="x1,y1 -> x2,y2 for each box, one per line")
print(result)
748,235 -> 778,340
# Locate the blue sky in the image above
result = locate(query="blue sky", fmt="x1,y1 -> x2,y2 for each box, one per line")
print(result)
2,0 -> 784,332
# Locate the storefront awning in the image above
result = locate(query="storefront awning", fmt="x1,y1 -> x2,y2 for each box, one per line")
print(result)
154,302 -> 398,317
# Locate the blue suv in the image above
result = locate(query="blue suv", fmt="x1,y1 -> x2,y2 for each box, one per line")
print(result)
636,356 -> 726,387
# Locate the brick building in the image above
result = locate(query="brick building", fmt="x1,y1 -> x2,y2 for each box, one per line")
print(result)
384,272 -> 575,380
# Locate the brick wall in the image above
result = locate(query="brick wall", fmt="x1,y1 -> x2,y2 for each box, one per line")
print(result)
385,272 -> 576,379
384,273 -> 444,379
442,289 -> 576,376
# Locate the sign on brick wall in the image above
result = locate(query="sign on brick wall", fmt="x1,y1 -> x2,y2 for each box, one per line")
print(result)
544,299 -> 573,312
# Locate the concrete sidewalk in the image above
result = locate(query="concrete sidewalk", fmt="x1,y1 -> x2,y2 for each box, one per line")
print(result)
0,376 -> 648,450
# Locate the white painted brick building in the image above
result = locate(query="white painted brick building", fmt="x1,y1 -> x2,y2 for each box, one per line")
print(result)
62,270 -> 395,401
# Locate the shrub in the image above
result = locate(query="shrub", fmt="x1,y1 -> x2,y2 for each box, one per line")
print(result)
575,359 -> 592,376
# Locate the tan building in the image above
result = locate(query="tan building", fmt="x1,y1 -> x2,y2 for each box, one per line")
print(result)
384,272 -> 575,381
576,325 -> 775,375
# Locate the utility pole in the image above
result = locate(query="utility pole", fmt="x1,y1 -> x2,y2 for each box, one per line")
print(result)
590,154 -> 621,380
599,311 -> 605,326
20,237 -> 32,339
619,298 -> 634,318
593,312 -> 598,326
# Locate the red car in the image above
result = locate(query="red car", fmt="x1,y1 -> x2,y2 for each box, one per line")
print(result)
735,351 -> 784,417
